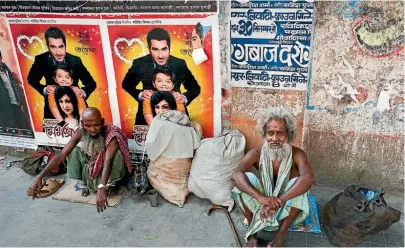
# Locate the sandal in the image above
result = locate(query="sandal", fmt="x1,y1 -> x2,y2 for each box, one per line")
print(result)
27,178 -> 65,198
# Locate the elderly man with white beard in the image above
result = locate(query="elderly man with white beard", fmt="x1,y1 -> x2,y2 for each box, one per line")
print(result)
30,107 -> 132,213
231,108 -> 314,248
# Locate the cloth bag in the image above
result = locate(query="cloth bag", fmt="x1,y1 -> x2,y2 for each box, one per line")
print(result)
145,111 -> 200,207
322,185 -> 401,247
188,130 -> 246,211
22,147 -> 66,176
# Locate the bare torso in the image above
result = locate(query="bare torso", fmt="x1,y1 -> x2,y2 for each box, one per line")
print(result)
253,146 -> 301,180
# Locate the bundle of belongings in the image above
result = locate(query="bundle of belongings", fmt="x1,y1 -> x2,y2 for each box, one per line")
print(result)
22,146 -> 66,176
22,147 -> 67,198
188,129 -> 246,211
322,185 -> 401,246
145,110 -> 201,207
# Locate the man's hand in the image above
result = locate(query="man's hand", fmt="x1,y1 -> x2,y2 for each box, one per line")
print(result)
258,196 -> 282,209
72,86 -> 84,98
260,205 -> 277,220
96,188 -> 108,213
172,92 -> 185,104
141,90 -> 153,100
31,176 -> 44,200
46,85 -> 56,95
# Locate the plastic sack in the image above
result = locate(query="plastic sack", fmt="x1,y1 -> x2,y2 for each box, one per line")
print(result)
188,130 -> 246,211
322,185 -> 401,247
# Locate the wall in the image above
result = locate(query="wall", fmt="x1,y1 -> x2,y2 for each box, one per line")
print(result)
219,0 -> 232,130
2,1 -> 404,194
222,1 -> 307,151
220,1 -> 404,193
304,1 -> 404,193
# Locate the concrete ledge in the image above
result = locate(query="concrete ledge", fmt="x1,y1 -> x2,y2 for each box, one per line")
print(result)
0,145 -> 35,158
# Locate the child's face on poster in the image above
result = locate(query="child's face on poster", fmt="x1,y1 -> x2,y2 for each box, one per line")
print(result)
54,69 -> 73,86
153,72 -> 174,91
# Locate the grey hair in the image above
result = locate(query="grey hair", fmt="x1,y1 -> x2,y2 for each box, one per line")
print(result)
257,108 -> 297,143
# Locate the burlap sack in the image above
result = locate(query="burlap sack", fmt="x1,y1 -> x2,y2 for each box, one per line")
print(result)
147,156 -> 192,207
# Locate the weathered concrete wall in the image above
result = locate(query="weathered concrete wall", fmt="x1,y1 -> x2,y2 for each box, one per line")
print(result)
231,88 -> 306,152
304,1 -> 404,193
2,1 -> 403,195
222,1 -> 404,193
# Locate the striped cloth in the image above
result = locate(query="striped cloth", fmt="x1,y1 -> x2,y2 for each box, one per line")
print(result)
88,124 -> 132,180
231,143 -> 309,241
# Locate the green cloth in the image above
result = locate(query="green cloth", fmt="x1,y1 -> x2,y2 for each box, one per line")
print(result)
232,172 -> 309,241
67,147 -> 127,193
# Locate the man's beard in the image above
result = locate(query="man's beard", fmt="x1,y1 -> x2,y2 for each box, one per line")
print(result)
80,131 -> 105,156
268,143 -> 289,161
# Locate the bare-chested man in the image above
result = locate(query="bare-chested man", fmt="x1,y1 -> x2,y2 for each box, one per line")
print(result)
231,108 -> 314,247
31,107 -> 132,213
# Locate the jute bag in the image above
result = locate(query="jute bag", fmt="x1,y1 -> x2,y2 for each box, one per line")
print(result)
145,111 -> 200,207
147,156 -> 192,207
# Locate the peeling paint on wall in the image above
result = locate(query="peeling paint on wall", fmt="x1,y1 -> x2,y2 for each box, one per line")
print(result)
307,1 -> 404,136
305,1 -> 404,193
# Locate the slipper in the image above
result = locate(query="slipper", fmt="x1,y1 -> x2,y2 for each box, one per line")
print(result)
27,178 -> 65,198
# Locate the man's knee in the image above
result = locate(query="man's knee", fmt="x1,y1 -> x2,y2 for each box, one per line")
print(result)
245,172 -> 260,188
289,206 -> 302,215
245,171 -> 257,180
67,146 -> 86,179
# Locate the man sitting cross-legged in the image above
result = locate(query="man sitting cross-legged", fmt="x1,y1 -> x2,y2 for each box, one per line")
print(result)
231,108 -> 314,247
30,107 -> 132,213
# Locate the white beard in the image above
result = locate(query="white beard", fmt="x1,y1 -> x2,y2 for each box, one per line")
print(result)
268,143 -> 289,161
80,131 -> 105,156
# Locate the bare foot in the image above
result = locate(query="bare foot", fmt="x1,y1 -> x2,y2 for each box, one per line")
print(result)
81,187 -> 90,197
245,236 -> 258,247
267,236 -> 283,247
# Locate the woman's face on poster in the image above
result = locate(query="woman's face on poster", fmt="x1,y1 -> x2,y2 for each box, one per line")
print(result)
192,28 -> 203,50
154,100 -> 169,115
58,94 -> 74,116
54,69 -> 73,86
153,72 -> 174,91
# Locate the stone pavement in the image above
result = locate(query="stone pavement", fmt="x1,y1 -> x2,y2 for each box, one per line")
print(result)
0,155 -> 403,247
257,185 -> 404,247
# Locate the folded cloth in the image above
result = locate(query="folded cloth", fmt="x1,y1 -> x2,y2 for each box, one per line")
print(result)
145,110 -> 200,161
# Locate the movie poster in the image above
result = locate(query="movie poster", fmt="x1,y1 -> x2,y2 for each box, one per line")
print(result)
0,14 -> 36,149
8,16 -> 113,146
104,14 -> 221,152
0,1 -> 220,151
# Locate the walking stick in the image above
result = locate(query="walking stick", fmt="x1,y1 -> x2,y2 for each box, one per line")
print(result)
207,204 -> 242,247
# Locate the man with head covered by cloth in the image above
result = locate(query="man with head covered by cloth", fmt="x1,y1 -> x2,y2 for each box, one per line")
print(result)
30,107 -> 132,213
231,108 -> 314,247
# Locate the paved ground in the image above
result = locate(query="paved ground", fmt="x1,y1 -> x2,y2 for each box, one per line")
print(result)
0,155 -> 403,247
